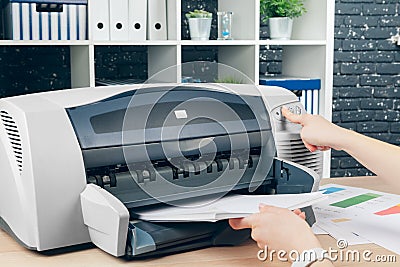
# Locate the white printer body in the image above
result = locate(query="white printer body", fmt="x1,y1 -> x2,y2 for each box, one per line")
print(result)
0,83 -> 322,258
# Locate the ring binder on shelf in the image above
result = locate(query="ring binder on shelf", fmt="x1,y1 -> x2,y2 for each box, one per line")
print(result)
128,0 -> 147,41
3,0 -> 87,40
147,0 -> 167,40
109,0 -> 129,40
89,0 -> 109,40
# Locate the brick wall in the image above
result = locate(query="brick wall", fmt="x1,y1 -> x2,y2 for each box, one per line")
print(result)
331,0 -> 400,177
95,46 -> 148,82
0,46 -> 71,97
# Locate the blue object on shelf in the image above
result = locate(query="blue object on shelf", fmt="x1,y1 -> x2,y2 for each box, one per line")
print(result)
259,76 -> 321,115
259,76 -> 321,91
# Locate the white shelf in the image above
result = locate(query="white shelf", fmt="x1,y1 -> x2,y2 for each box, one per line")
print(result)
258,40 -> 327,46
0,40 -> 90,46
91,40 -> 179,46
180,40 -> 256,46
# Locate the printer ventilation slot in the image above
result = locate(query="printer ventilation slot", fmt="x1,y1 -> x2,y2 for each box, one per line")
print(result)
0,110 -> 23,174
276,137 -> 322,176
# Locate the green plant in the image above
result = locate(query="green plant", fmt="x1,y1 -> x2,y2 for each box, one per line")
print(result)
185,9 -> 212,19
260,0 -> 306,21
214,76 -> 243,84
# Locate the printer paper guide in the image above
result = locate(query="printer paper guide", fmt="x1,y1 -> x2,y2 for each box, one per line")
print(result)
136,192 -> 327,222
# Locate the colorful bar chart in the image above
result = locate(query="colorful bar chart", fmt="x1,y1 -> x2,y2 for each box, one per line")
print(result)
321,187 -> 346,194
330,193 -> 381,208
375,204 -> 400,216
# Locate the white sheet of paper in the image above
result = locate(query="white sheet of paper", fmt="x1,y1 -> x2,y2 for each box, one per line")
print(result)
137,192 -> 328,222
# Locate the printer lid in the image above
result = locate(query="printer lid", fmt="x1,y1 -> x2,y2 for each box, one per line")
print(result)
66,86 -> 273,151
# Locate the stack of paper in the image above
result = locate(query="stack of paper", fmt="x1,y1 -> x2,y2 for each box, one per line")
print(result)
137,192 -> 327,222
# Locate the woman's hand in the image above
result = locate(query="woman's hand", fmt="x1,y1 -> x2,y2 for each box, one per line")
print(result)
281,106 -> 347,152
229,205 -> 322,256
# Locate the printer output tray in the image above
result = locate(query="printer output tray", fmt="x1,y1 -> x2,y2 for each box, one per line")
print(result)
125,207 -> 315,258
125,220 -> 250,258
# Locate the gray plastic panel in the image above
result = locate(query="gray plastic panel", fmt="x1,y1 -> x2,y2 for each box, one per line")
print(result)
66,86 -> 272,150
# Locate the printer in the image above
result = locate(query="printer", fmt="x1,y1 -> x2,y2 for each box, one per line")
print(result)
0,83 -> 322,258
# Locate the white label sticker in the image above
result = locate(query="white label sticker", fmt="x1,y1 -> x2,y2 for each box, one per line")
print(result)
174,110 -> 187,119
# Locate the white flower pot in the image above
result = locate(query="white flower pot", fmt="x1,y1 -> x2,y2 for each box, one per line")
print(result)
188,18 -> 212,40
269,17 -> 293,40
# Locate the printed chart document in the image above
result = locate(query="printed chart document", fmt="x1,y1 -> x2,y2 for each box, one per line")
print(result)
314,184 -> 400,254
137,192 -> 327,222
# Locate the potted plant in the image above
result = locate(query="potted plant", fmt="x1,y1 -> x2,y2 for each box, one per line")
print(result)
260,0 -> 306,40
185,9 -> 213,41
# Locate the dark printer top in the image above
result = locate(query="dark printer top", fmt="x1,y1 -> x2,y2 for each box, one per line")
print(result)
66,85 -> 277,207
66,85 -> 275,168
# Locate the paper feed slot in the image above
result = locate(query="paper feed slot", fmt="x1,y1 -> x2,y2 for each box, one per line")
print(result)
86,149 -> 273,209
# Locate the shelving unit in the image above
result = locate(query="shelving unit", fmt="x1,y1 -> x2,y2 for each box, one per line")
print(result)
0,0 -> 335,176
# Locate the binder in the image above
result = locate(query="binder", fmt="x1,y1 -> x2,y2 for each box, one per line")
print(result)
39,8 -> 50,40
68,4 -> 78,40
50,7 -> 59,40
147,0 -> 167,40
60,4 -> 68,40
4,0 -> 87,40
20,3 -> 30,40
89,0 -> 110,40
128,0 -> 147,41
31,3 -> 40,40
301,89 -> 320,115
78,4 -> 87,40
259,75 -> 321,114
166,0 -> 176,40
109,0 -> 129,41
4,3 -> 20,39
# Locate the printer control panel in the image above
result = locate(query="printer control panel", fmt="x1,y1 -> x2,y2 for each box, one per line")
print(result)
271,103 -> 304,122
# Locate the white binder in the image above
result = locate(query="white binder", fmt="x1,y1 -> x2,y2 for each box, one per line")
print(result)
128,0 -> 147,41
31,4 -> 40,40
50,8 -> 59,40
68,4 -> 78,40
60,4 -> 68,40
147,0 -> 167,40
40,9 -> 50,40
109,0 -> 129,41
20,3 -> 30,40
78,4 -> 88,40
89,0 -> 110,40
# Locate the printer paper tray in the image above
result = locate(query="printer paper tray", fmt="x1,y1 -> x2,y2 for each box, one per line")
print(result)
81,184 -> 250,258
125,220 -> 250,258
